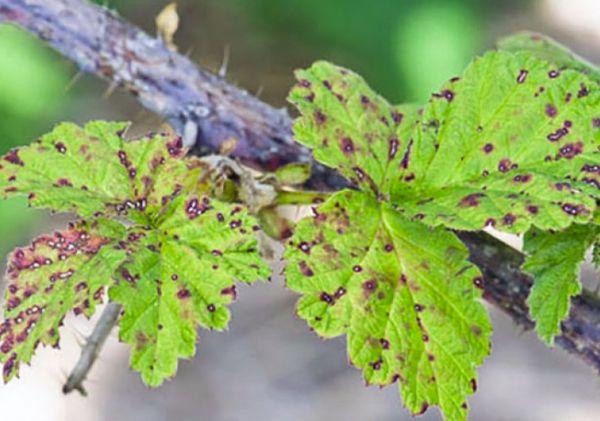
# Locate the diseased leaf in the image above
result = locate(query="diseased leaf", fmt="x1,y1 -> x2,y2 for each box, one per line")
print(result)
523,224 -> 598,344
289,61 -> 421,193
390,51 -> 599,232
0,122 -> 270,387
0,121 -> 199,221
109,193 -> 269,386
284,190 -> 490,420
287,58 -> 496,421
0,219 -> 127,381
289,54 -> 599,234
286,47 -> 599,420
497,32 -> 600,83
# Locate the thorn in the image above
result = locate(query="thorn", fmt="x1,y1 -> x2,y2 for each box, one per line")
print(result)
64,71 -> 83,93
218,44 -> 230,78
103,82 -> 118,99
70,326 -> 86,347
255,85 -> 264,98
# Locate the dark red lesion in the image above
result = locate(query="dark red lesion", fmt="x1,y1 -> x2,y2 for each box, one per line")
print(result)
526,205 -> 539,214
54,142 -> 67,154
458,193 -> 485,208
362,280 -> 377,298
577,83 -> 589,98
432,89 -> 454,102
390,111 -> 403,124
299,261 -> 314,277
400,139 -> 413,170
340,137 -> 355,154
3,149 -> 24,166
547,120 -> 571,142
498,158 -> 514,173
512,174 -> 532,183
314,110 -> 327,125
557,142 -> 583,160
561,203 -> 588,216
502,213 -> 517,226
166,136 -> 184,157
54,178 -> 73,187
388,137 -> 399,160
545,104 -> 557,118
185,196 -> 213,220
220,285 -> 237,300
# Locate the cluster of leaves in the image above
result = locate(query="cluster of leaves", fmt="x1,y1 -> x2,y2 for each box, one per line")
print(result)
0,32 -> 597,421
284,32 -> 598,420
0,121 -> 269,386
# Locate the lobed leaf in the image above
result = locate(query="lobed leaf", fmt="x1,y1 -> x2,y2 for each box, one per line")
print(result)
0,121 -> 201,221
389,51 -> 599,232
0,219 -> 126,381
0,122 -> 270,387
286,45 -> 600,420
109,193 -> 270,386
289,61 -> 421,194
523,223 -> 598,344
284,190 -> 490,420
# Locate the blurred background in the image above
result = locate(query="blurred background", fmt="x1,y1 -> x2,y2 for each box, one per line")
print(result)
0,0 -> 599,420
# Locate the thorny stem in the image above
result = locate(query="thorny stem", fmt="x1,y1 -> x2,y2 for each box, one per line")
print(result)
62,302 -> 122,395
0,0 -> 598,391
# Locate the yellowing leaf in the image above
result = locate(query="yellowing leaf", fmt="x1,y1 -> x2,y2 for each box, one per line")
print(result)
0,219 -> 126,381
0,122 -> 270,387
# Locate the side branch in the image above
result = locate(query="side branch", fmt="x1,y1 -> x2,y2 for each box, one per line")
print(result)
63,302 -> 122,395
0,0 -> 598,373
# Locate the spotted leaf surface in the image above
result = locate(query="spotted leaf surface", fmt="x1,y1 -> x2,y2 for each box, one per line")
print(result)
109,193 -> 269,387
0,121 -> 198,220
289,61 -> 421,194
498,32 -> 600,83
285,190 -> 490,420
0,121 -> 270,388
388,51 -> 600,232
0,219 -> 126,381
523,224 -> 598,344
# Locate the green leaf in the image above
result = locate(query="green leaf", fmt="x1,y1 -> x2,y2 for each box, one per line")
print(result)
390,51 -> 599,232
497,32 -> 600,83
284,190 -> 490,420
523,224 -> 598,344
0,121 -> 197,221
288,58 -> 496,420
0,219 -> 127,381
0,122 -> 270,387
289,61 -> 421,194
287,47 -> 600,419
109,193 -> 270,386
